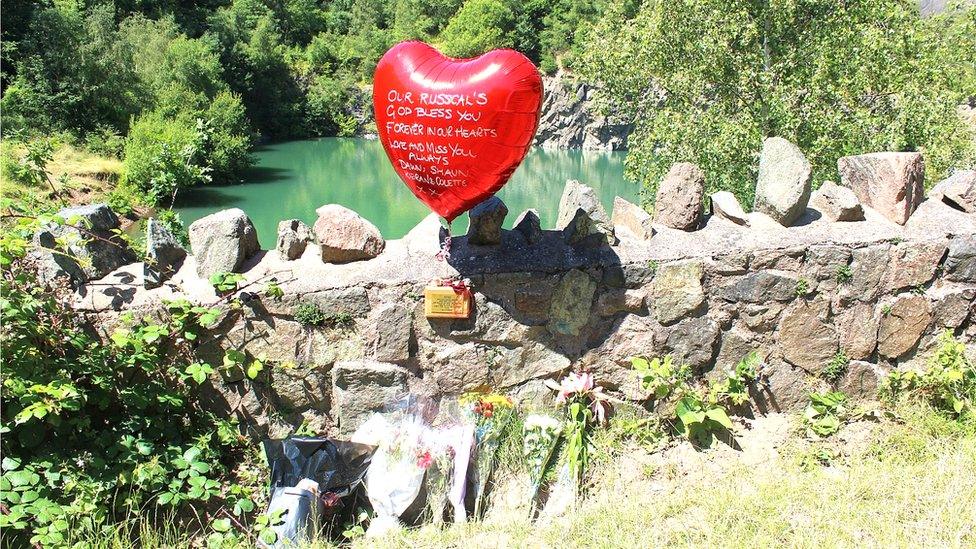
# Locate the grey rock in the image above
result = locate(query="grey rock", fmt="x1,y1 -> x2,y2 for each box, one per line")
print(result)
58,203 -> 120,231
534,73 -> 631,152
754,361 -> 818,413
662,316 -> 719,371
304,286 -> 371,318
428,342 -> 488,393
548,269 -> 596,336
331,361 -> 408,433
276,219 -> 313,260
931,287 -> 975,328
651,260 -> 705,325
810,181 -> 864,222
467,196 -> 508,245
654,162 -> 705,231
843,244 -> 891,301
513,209 -> 543,244
313,204 -> 385,263
556,180 -> 615,244
777,299 -> 837,373
837,360 -> 884,400
754,137 -> 812,226
188,208 -> 260,277
709,191 -> 750,226
882,241 -> 946,293
718,270 -> 799,303
837,152 -> 924,225
46,203 -> 135,281
930,170 -> 976,213
31,229 -> 86,288
562,208 -> 615,246
611,196 -> 655,240
365,303 -> 413,362
270,363 -> 331,411
144,217 -> 187,289
945,235 -> 976,283
877,295 -> 932,359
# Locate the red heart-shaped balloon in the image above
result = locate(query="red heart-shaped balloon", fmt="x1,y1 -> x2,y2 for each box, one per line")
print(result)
373,41 -> 543,222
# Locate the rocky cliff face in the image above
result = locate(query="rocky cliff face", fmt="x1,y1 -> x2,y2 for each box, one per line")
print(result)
68,178 -> 976,438
533,73 -> 632,152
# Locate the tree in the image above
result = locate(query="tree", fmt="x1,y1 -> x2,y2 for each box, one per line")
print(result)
439,0 -> 517,58
580,0 -> 976,206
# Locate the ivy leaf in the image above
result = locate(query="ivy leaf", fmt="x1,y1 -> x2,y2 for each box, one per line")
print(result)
212,518 -> 232,533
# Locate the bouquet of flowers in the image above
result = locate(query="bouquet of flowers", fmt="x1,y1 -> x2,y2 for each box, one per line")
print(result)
359,414 -> 429,537
545,370 -> 611,491
418,431 -> 456,524
460,391 -> 515,518
522,413 -> 562,509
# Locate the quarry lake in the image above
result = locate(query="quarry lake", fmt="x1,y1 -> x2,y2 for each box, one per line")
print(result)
175,137 -> 638,248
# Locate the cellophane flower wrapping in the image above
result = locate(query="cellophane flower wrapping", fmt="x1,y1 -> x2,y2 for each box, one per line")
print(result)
357,413 -> 428,537
420,428 -> 460,524
461,392 -> 515,518
522,414 -> 562,504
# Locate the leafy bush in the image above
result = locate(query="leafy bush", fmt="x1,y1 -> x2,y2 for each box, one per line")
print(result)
123,110 -> 211,205
880,331 -> 975,417
631,352 -> 759,445
0,218 -> 258,546
581,0 -> 976,206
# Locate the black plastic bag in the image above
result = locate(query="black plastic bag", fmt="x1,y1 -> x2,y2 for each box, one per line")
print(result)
261,437 -> 375,547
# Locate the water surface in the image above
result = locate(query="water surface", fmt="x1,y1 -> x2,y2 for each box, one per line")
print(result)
176,138 -> 636,248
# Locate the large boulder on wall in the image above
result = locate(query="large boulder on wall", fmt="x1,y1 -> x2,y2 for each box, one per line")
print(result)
753,137 -> 812,226
654,162 -> 705,231
32,203 -> 136,287
837,151 -> 924,225
188,208 -> 260,278
313,204 -> 385,263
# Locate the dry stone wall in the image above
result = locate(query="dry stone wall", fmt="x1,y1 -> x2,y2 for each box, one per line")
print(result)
68,173 -> 976,439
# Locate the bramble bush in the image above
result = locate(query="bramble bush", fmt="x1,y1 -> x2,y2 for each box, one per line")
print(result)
0,214 -> 263,546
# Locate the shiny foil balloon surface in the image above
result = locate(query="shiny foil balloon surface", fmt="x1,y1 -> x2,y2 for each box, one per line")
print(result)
373,41 -> 543,222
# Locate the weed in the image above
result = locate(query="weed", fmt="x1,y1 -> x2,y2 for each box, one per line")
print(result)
294,302 -> 327,326
822,352 -> 850,382
835,265 -> 853,284
264,279 -> 284,301
879,331 -> 975,417
881,304 -> 892,316
795,278 -> 811,297
803,391 -> 848,437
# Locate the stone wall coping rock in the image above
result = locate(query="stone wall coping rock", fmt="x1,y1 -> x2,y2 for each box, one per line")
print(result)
71,194 -> 975,315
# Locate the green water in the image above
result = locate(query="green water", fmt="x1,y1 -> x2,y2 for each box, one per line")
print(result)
175,137 -> 637,248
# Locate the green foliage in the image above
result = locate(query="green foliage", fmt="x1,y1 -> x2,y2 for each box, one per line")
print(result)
632,352 -> 758,445
209,271 -> 245,294
581,0 -> 976,207
794,278 -> 811,297
264,279 -> 284,301
156,209 -> 191,248
294,302 -> 327,327
835,265 -> 853,284
804,391 -> 849,437
823,352 -> 850,383
440,0 -> 516,57
123,111 -> 212,205
631,355 -> 690,400
880,332 -> 975,417
0,219 -> 258,546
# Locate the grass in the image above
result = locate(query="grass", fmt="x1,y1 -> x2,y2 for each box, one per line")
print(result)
356,403 -> 976,549
50,406 -> 975,548
1,139 -> 125,207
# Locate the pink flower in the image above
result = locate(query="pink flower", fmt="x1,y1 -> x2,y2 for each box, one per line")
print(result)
545,370 -> 611,424
416,450 -> 433,469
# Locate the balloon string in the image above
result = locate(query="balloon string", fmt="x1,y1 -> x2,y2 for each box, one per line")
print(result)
436,219 -> 452,262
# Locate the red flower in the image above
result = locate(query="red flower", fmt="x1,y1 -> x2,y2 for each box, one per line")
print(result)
416,450 -> 433,468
